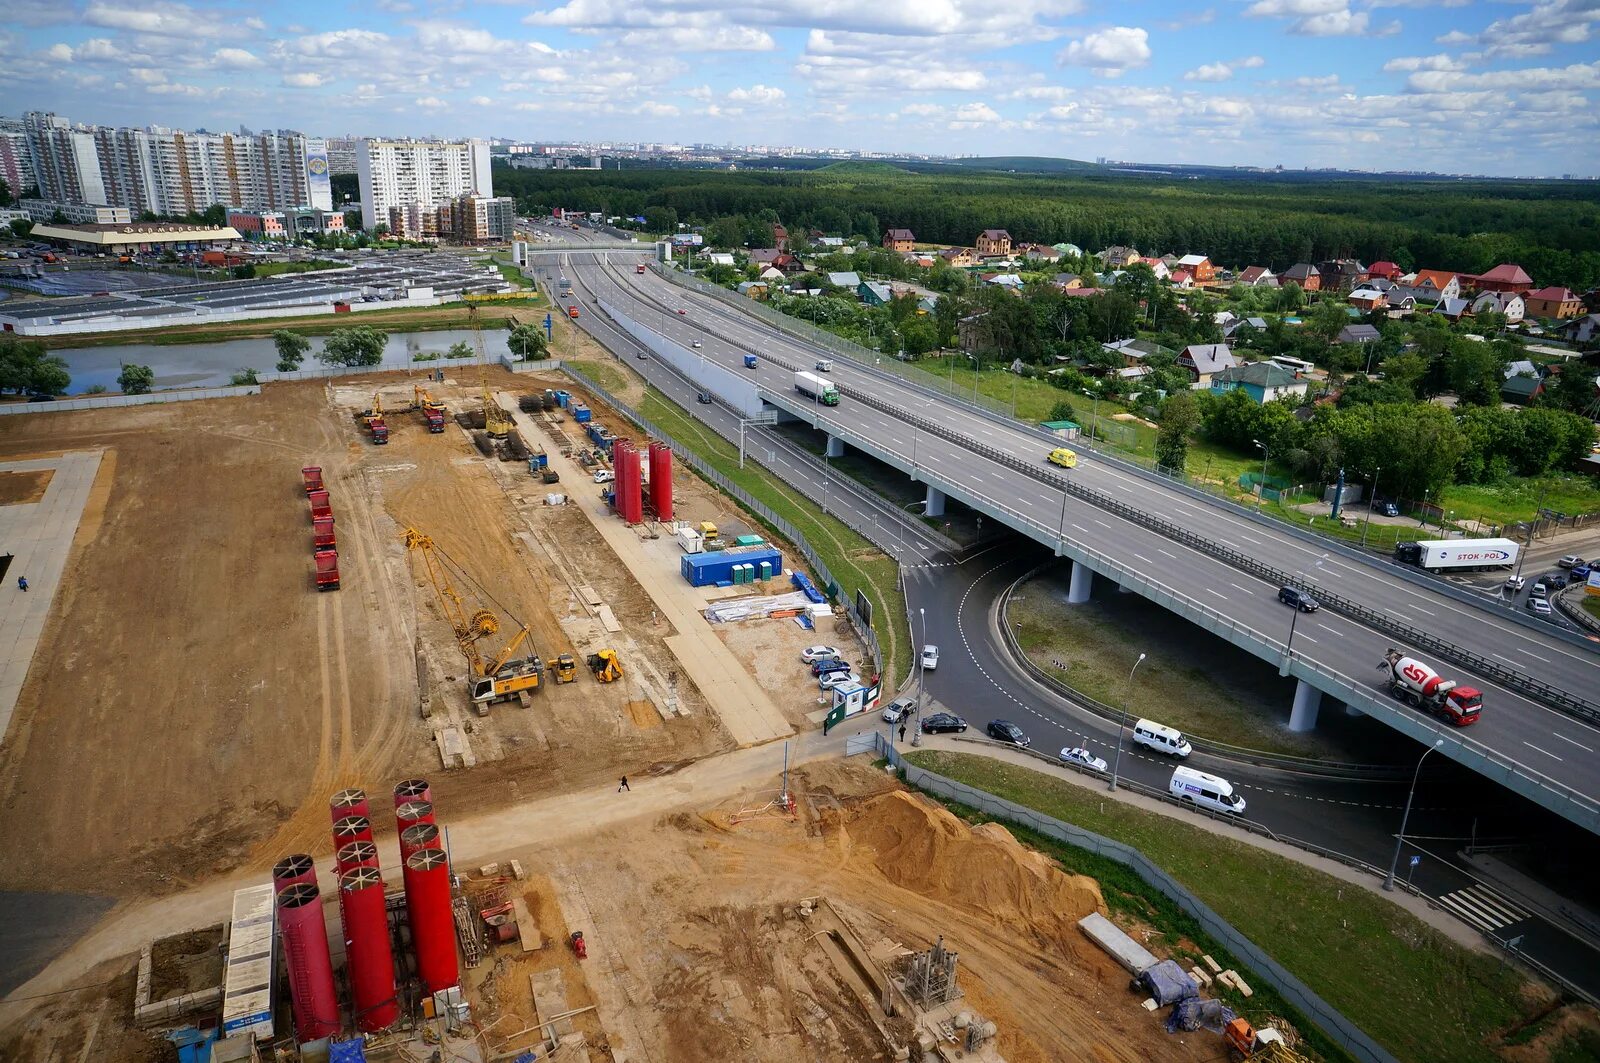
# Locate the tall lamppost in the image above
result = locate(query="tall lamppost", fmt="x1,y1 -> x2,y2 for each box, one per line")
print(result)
1361,465 -> 1382,549
1108,652 -> 1147,793
1081,388 -> 1100,443
1384,738 -> 1445,891
1253,438 -> 1269,503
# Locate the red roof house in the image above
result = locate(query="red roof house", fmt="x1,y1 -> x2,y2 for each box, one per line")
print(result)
1472,263 -> 1534,293
1367,261 -> 1402,281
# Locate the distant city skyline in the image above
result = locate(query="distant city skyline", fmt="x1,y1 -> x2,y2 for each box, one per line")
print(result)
1,0 -> 1597,177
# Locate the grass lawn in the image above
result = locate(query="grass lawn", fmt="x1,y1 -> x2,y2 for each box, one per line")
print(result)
565,361 -> 909,687
1441,476 -> 1600,528
903,750 -> 1542,1063
1582,597 -> 1600,624
492,261 -> 537,289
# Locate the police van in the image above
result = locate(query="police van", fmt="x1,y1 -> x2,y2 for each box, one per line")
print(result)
1168,766 -> 1246,816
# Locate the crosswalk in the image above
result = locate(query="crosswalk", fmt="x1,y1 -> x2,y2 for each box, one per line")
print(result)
1436,884 -> 1532,936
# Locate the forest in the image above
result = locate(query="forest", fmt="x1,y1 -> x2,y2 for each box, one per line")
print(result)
492,163 -> 1600,290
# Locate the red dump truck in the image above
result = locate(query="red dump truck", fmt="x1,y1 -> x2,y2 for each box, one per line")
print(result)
423,406 -> 445,433
314,549 -> 340,591
301,466 -> 324,494
309,490 -> 333,524
313,515 -> 337,553
1379,649 -> 1482,726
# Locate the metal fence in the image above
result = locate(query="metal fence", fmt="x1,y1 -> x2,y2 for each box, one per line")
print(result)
0,384 -> 259,414
866,732 -> 1399,1063
561,364 -> 884,679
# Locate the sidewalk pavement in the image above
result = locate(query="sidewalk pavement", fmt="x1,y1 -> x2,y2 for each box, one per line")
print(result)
0,452 -> 102,745
502,396 -> 792,747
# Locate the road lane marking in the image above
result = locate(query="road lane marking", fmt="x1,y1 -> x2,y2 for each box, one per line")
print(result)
1552,733 -> 1594,752
1298,635 -> 1319,644
1093,519 -> 1112,529
1071,524 -> 1089,533
1522,741 -> 1562,761
1230,583 -> 1252,594
1158,549 -> 1177,559
1239,534 -> 1262,544
1134,554 -> 1152,564
1518,648 -> 1551,663
1206,589 -> 1228,600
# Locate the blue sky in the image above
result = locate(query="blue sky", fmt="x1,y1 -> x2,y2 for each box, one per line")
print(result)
2,0 -> 1598,175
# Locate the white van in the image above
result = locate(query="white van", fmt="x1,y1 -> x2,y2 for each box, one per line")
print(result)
1131,719 -> 1192,758
1169,766 -> 1246,815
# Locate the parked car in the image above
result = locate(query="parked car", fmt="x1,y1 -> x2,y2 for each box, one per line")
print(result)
1503,575 -> 1526,593
1557,555 -> 1584,568
1059,746 -> 1109,772
1277,586 -> 1319,612
818,670 -> 860,691
810,658 -> 852,677
1571,563 -> 1593,581
592,469 -> 615,484
1528,597 -> 1553,615
1373,500 -> 1400,517
985,719 -> 1030,747
920,645 -> 940,670
800,645 -> 841,663
920,712 -> 968,734
881,697 -> 917,724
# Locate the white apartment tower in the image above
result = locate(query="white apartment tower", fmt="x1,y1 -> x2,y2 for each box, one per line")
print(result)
356,139 -> 493,231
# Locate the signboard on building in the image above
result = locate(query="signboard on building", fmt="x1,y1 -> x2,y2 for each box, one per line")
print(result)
220,884 -> 276,1040
303,138 -> 333,211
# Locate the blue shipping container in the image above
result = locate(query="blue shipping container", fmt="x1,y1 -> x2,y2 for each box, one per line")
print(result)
573,404 -> 592,423
556,390 -> 571,408
681,546 -> 783,587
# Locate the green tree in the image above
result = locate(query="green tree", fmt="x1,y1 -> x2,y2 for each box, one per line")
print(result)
319,326 -> 389,367
8,219 -> 30,239
445,341 -> 474,359
1277,282 -> 1305,313
1155,391 -> 1201,473
507,321 -> 547,359
642,205 -> 678,234
117,363 -> 155,395
230,367 -> 260,386
1048,398 -> 1077,424
0,336 -> 71,395
273,329 -> 310,372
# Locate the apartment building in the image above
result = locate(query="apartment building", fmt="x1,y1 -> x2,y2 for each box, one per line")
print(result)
387,193 -> 513,243
0,127 -> 35,198
24,112 -> 107,205
356,139 -> 492,231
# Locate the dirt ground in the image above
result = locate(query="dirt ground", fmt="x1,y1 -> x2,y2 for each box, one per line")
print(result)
0,366 -> 747,899
715,613 -> 870,729
0,469 -> 53,506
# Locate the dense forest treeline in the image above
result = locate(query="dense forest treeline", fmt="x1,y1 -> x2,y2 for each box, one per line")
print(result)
493,165 -> 1600,289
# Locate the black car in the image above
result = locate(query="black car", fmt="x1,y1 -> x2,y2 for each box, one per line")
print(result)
920,712 -> 968,734
985,719 -> 1031,747
696,391 -> 714,404
1278,586 -> 1319,612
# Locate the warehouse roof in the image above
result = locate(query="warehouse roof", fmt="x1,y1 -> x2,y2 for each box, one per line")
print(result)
29,222 -> 242,247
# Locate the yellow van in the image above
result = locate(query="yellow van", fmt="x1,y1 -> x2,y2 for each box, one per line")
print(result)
1047,447 -> 1079,469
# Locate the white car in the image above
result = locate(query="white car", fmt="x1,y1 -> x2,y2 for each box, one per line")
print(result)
800,645 -> 841,663
593,469 -> 615,484
881,697 -> 916,724
920,645 -> 939,670
818,671 -> 861,691
1503,575 -> 1525,593
1059,747 -> 1109,772
1557,555 -> 1584,568
1527,597 -> 1553,615
691,340 -> 703,348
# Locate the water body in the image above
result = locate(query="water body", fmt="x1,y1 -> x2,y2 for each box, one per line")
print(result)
56,328 -> 524,394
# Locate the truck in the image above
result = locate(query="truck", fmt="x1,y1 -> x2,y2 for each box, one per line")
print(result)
301,466 -> 324,494
314,549 -> 341,592
568,305 -> 580,319
367,416 -> 389,444
308,490 -> 333,524
1393,537 -> 1518,572
794,371 -> 841,406
1379,649 -> 1483,726
635,263 -> 647,274
313,515 -> 337,553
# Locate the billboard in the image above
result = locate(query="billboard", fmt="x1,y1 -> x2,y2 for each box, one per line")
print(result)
303,138 -> 333,210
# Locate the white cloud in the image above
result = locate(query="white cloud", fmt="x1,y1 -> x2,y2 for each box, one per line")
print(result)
636,101 -> 680,117
1236,55 -> 1265,69
1185,62 -> 1235,82
684,84 -> 712,100
619,25 -> 774,50
1457,0 -> 1600,57
1058,26 -> 1151,77
414,95 -> 447,109
727,84 -> 786,104
1406,61 -> 1600,93
292,29 -> 391,60
468,95 -> 494,107
1244,0 -> 1398,37
1382,53 -> 1465,73
214,47 -> 263,69
283,72 -> 330,88
1158,8 -> 1216,31
1435,30 -> 1473,45
84,1 -> 222,38
45,42 -> 74,61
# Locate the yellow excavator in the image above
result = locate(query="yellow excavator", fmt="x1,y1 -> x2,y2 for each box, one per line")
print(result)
403,527 -> 542,713
587,649 -> 623,684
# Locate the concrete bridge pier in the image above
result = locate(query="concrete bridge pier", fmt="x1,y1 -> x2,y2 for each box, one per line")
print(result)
825,434 -> 845,459
924,486 -> 946,518
1289,680 -> 1322,732
1067,561 -> 1093,604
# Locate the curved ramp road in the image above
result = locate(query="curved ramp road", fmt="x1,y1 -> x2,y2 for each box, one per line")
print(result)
557,252 -> 1600,835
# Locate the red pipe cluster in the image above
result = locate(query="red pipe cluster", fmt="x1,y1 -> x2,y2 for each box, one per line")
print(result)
647,441 -> 673,521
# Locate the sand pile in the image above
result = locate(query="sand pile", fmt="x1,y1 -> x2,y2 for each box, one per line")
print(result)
845,791 -> 1105,948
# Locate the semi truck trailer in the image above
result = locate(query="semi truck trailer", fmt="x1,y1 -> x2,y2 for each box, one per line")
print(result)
794,371 -> 841,406
1393,538 -> 1518,571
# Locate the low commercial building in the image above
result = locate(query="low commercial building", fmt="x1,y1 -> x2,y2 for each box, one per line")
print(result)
226,209 -> 288,240
26,221 -> 242,254
21,199 -> 132,224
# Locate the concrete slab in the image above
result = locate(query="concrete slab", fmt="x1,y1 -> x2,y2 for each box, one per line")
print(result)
0,451 -> 103,744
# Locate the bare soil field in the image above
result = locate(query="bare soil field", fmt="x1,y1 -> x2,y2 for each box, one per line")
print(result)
0,470 -> 53,506
0,366 -> 744,899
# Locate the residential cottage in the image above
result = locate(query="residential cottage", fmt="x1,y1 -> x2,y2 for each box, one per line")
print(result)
883,228 -> 915,252
1210,362 -> 1310,404
1177,254 -> 1216,283
1100,246 -> 1142,268
1237,266 -> 1276,287
939,247 -> 977,268
1471,291 -> 1525,322
976,229 -> 1012,256
1348,288 -> 1388,312
1523,286 -> 1584,319
1411,270 -> 1461,301
1178,343 -> 1239,385
1471,263 -> 1533,293
1281,263 -> 1321,291
1367,260 -> 1403,281
1316,260 -> 1369,290
1338,323 -> 1382,345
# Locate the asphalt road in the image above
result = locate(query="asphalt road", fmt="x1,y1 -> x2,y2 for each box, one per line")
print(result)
559,250 -> 1600,834
536,240 -> 1600,1001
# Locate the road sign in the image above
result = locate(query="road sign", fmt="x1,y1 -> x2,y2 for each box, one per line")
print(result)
543,313 -> 553,341
1409,855 -> 1421,868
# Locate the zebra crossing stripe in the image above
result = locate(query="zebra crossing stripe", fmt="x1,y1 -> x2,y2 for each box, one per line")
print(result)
1437,885 -> 1531,934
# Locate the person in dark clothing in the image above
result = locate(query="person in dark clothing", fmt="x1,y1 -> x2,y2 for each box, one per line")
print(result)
16,577 -> 26,592
898,723 -> 907,744
618,775 -> 630,792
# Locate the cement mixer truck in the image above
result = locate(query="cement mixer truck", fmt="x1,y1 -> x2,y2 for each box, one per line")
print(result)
1379,649 -> 1483,727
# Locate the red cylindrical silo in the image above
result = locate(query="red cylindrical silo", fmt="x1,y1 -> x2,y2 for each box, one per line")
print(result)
332,815 -> 373,847
404,848 -> 460,994
400,822 -> 440,862
619,441 -> 643,524
395,800 -> 435,834
339,866 -> 399,1033
277,883 -> 341,1043
393,779 -> 432,809
273,853 -> 318,895
336,840 -> 379,873
650,442 -> 673,522
331,788 -> 369,823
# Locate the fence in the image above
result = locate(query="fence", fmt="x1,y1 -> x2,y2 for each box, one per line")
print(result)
865,732 -> 1400,1063
561,364 -> 884,679
0,384 -> 259,415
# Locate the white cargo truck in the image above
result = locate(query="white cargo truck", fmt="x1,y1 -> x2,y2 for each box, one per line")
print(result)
793,371 -> 841,407
1393,537 -> 1519,571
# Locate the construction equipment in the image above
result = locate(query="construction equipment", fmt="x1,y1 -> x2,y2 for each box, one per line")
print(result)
403,527 -> 543,714
314,549 -> 341,592
360,393 -> 390,444
553,653 -> 578,684
482,373 -> 512,440
412,385 -> 447,433
586,650 -> 623,684
1223,1019 -> 1306,1062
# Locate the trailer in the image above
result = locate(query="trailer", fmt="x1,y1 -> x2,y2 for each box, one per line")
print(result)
313,515 -> 337,553
794,371 -> 841,406
308,490 -> 333,524
1393,537 -> 1518,571
314,550 -> 341,591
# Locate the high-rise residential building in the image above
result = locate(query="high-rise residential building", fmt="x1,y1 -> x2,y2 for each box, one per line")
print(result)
0,126 -> 36,199
357,138 -> 492,231
442,194 -> 514,243
25,112 -> 108,206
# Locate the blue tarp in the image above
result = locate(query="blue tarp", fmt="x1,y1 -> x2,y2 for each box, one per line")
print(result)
1166,997 -> 1234,1034
1136,960 -> 1198,1007
791,571 -> 825,603
329,1038 -> 368,1063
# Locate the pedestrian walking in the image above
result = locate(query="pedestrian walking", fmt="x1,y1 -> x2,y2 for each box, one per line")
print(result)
617,775 -> 630,792
16,576 -> 27,592
898,723 -> 908,744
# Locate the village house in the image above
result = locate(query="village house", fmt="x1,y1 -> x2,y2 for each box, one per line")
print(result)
1168,269 -> 1195,289
1178,343 -> 1239,385
1523,286 -> 1584,319
1338,323 -> 1382,345
1471,290 -> 1525,322
771,223 -> 789,250
883,228 -> 916,252
1433,297 -> 1472,322
1052,273 -> 1084,289
825,271 -> 862,290
1210,362 -> 1310,404
901,251 -> 935,268
976,229 -> 1013,256
980,272 -> 1025,290
1237,266 -> 1276,287
1177,254 -> 1216,283
1500,369 -> 1546,405
1411,270 -> 1461,301
707,252 -> 735,267
1100,245 -> 1142,268
1316,259 -> 1369,290
1020,243 -> 1062,263
1367,260 -> 1403,281
859,280 -> 894,306
1558,314 -> 1600,345
1103,337 -> 1177,366
1148,260 -> 1171,280
1282,263 -> 1321,291
1225,316 -> 1270,343
1348,288 -> 1388,312
957,311 -> 989,352
939,247 -> 977,268
1470,263 -> 1533,293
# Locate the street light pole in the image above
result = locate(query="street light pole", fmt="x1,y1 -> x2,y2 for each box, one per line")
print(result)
1514,479 -> 1549,582
1384,738 -> 1445,891
1361,465 -> 1382,549
1108,652 -> 1147,793
1253,438 -> 1269,503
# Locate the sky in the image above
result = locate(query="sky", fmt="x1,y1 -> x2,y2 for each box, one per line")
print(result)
2,0 -> 1599,176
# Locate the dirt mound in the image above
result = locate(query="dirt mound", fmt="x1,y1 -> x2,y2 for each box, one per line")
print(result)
844,790 -> 1104,949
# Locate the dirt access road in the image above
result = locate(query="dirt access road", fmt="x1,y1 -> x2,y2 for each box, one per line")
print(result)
0,368 -> 730,900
